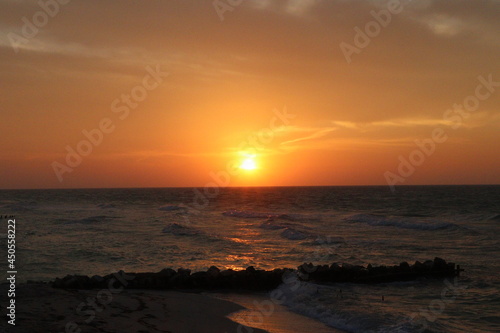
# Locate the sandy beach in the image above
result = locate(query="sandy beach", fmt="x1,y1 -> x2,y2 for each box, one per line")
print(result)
0,283 -> 270,333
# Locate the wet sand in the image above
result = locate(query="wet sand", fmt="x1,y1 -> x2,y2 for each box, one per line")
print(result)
212,292 -> 346,333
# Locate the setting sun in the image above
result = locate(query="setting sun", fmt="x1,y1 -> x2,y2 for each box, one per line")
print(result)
240,157 -> 257,170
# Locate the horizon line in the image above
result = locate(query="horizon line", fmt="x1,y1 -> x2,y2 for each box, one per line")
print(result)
1,183 -> 499,191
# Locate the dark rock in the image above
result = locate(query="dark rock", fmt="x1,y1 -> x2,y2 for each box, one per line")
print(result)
246,266 -> 256,273
52,278 -> 63,288
423,260 -> 434,270
207,266 -> 220,277
330,263 -> 341,271
90,275 -> 105,288
399,262 -> 411,272
342,263 -> 354,270
170,272 -> 192,289
159,268 -> 176,278
220,269 -> 235,277
191,272 -> 208,288
298,263 -> 316,274
61,275 -> 91,289
413,261 -> 424,272
51,258 -> 461,291
433,257 -> 447,270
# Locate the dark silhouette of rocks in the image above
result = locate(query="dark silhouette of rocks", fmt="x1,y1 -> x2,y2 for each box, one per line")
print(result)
52,257 -> 461,291
299,257 -> 459,284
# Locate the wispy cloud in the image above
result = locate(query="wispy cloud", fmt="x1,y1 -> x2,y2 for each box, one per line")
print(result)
281,127 -> 337,145
277,112 -> 500,152
331,118 -> 456,130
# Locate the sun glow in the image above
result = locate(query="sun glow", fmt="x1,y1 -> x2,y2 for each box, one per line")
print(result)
240,156 -> 257,170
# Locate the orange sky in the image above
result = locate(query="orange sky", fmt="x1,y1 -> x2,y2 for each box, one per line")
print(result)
0,0 -> 499,189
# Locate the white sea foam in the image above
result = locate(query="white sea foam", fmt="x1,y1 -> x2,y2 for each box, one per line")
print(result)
274,276 -> 420,333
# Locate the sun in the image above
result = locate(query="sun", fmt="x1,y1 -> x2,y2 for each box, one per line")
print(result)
240,156 -> 257,170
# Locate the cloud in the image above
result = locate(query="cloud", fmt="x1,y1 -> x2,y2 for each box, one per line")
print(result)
281,127 -> 337,145
331,118 -> 455,130
278,112 -> 500,152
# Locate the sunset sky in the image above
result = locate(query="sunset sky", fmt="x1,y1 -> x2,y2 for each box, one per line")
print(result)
1,0 -> 499,189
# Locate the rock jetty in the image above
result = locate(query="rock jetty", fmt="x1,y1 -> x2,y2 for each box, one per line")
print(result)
52,257 -> 461,291
298,257 -> 461,284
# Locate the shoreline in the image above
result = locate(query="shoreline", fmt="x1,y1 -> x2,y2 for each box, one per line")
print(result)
211,292 -> 346,333
0,282 -> 348,333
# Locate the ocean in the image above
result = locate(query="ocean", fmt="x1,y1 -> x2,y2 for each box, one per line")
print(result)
0,185 -> 499,332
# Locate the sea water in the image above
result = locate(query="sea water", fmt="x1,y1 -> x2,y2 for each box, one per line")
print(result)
0,186 -> 498,332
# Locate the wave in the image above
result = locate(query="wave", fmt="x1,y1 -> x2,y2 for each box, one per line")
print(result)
159,205 -> 187,212
63,215 -> 116,225
97,203 -> 116,209
344,213 -> 458,231
0,200 -> 37,212
274,275 -> 423,333
259,220 -> 291,230
300,236 -> 345,246
280,228 -> 311,240
488,214 -> 500,221
162,223 -> 199,236
222,210 -> 318,222
223,210 -> 280,219
257,217 -> 315,240
161,224 -> 248,249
